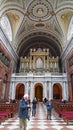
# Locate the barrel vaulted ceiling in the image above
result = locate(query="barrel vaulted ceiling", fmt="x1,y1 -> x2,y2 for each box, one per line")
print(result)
0,0 -> 73,57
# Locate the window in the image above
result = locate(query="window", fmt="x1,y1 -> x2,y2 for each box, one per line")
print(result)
1,15 -> 12,41
67,16 -> 73,41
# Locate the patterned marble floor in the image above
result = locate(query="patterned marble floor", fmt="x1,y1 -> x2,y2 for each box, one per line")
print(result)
0,103 -> 73,130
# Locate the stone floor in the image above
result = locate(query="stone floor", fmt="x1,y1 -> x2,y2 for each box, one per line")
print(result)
0,103 -> 73,130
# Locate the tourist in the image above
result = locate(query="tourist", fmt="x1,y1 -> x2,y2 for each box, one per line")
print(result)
45,99 -> 53,120
18,94 -> 30,130
32,97 -> 37,117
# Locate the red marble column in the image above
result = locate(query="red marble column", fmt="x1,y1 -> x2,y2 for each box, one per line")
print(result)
66,49 -> 73,101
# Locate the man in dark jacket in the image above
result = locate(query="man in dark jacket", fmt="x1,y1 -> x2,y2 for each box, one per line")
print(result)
45,99 -> 53,120
32,97 -> 37,117
18,94 -> 29,130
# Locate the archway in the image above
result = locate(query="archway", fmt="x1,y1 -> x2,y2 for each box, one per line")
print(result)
15,83 -> 25,100
53,83 -> 62,100
34,83 -> 43,102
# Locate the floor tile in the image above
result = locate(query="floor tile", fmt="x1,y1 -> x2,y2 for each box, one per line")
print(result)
0,103 -> 73,130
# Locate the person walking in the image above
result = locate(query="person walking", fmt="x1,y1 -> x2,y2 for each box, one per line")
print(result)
18,94 -> 30,130
43,97 -> 48,104
32,97 -> 37,117
45,99 -> 53,120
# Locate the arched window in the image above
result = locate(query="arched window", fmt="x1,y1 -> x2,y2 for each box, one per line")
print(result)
67,16 -> 73,41
1,15 -> 12,41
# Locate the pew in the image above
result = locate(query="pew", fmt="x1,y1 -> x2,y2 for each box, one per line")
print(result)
60,111 -> 73,125
0,102 -> 18,124
53,101 -> 73,125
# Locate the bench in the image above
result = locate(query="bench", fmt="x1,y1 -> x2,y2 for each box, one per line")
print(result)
60,111 -> 73,125
0,102 -> 18,124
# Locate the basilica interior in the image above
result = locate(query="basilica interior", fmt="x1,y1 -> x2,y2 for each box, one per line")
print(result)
0,0 -> 73,103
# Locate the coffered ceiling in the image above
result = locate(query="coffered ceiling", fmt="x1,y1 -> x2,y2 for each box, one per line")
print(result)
0,0 -> 73,57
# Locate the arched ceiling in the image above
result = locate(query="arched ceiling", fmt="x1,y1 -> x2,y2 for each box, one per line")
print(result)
17,31 -> 62,57
0,0 -> 73,58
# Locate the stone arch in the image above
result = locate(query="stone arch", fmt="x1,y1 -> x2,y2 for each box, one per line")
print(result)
53,83 -> 62,100
34,83 -> 43,102
15,83 -> 25,100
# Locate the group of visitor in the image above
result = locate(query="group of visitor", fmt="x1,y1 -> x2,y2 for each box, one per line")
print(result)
18,95 -> 54,130
18,94 -> 38,130
18,94 -> 69,130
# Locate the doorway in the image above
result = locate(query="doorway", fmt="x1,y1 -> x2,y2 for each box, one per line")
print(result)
34,83 -> 43,102
15,83 -> 25,100
53,83 -> 62,99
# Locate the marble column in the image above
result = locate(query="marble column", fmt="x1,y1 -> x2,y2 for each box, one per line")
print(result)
2,83 -> 6,99
28,81 -> 31,98
63,81 -> 67,100
30,82 -> 34,102
49,81 -> 52,99
11,82 -> 15,100
44,82 -> 47,98
25,82 -> 29,95
47,81 -> 49,99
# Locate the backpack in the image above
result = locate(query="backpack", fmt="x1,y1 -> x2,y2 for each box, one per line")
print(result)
47,105 -> 51,110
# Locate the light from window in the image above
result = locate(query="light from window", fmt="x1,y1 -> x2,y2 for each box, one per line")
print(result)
1,15 -> 12,41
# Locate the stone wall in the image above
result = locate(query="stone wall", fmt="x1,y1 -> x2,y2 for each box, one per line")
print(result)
0,41 -> 13,101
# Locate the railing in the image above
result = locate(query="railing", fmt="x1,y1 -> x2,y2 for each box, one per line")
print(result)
14,72 -> 65,76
